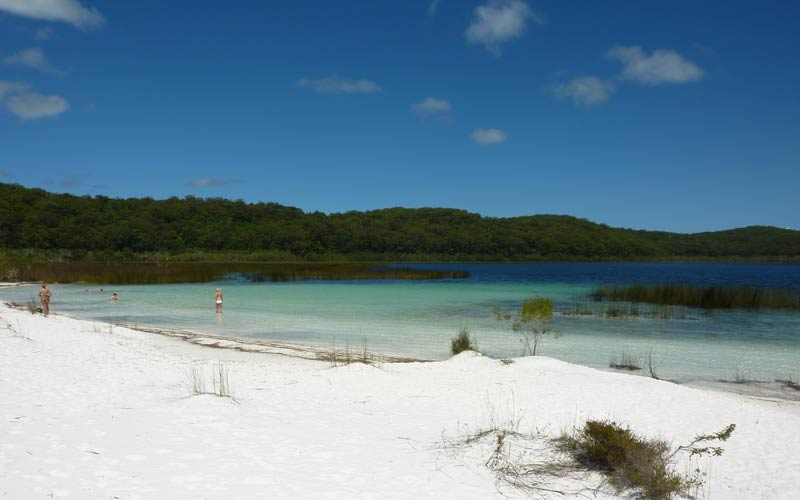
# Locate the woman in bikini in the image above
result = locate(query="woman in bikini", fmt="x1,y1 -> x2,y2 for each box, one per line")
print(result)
215,288 -> 223,314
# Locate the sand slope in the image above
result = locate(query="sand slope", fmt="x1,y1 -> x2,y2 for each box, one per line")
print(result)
1,304 -> 798,499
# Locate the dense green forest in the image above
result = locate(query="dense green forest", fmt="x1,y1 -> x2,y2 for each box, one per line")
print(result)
1,183 -> 799,262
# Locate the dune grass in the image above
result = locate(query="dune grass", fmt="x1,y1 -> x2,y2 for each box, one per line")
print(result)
451,326 -> 479,355
591,283 -> 800,310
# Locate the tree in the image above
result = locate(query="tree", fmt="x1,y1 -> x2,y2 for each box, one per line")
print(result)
494,297 -> 555,356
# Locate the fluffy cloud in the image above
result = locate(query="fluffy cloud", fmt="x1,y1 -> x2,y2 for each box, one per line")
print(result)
297,76 -> 382,94
0,0 -> 105,29
606,45 -> 703,85
0,80 -> 29,98
1,80 -> 69,120
471,128 -> 507,144
3,48 -> 64,76
4,91 -> 69,119
552,76 -> 615,106
428,0 -> 442,16
465,0 -> 540,55
412,97 -> 451,117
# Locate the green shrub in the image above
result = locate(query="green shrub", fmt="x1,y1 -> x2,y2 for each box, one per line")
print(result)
493,297 -> 555,356
558,420 -> 734,500
451,326 -> 478,355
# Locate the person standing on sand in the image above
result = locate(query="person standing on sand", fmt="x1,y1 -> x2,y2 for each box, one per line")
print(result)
215,288 -> 223,314
38,283 -> 52,316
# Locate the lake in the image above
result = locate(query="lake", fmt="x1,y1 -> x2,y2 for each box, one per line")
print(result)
2,262 -> 799,396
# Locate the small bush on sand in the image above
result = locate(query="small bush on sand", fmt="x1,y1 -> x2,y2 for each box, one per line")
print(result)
558,420 -> 735,500
451,325 -> 478,355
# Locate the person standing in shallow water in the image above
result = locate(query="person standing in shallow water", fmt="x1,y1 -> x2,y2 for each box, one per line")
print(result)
38,283 -> 52,316
215,288 -> 223,314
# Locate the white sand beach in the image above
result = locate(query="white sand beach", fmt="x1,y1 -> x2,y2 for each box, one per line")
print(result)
1,302 -> 799,500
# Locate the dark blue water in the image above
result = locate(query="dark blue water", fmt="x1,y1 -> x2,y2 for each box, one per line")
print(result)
403,262 -> 800,289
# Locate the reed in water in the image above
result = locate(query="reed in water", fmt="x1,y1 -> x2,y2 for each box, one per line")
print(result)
590,283 -> 800,310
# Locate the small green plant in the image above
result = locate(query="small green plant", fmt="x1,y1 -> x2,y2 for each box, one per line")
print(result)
451,325 -> 478,355
494,297 -> 555,356
558,420 -> 735,500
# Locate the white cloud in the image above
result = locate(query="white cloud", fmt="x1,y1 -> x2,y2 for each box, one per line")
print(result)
553,76 -> 615,106
3,48 -> 64,76
428,0 -> 442,16
606,45 -> 703,85
471,128 -> 506,144
412,97 -> 451,117
5,91 -> 69,119
465,0 -> 540,55
297,76 -> 382,94
0,80 -> 29,99
0,0 -> 104,29
189,178 -> 230,188
1,80 -> 69,120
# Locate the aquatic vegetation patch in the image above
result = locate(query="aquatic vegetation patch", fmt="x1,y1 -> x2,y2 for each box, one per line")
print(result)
591,283 -> 800,311
0,261 -> 468,284
493,297 -> 557,356
609,350 -> 642,371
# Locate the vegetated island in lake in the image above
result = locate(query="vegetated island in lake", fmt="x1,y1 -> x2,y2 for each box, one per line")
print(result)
2,182 -> 800,266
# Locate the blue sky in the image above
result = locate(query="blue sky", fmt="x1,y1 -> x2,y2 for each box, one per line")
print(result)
1,0 -> 798,233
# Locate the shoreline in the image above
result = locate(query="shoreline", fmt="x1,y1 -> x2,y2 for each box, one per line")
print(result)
1,302 -> 799,499
2,297 -> 798,404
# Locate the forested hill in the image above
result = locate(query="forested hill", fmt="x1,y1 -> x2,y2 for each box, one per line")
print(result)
1,183 -> 799,261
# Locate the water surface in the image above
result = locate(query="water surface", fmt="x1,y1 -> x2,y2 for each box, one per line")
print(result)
3,263 -> 798,395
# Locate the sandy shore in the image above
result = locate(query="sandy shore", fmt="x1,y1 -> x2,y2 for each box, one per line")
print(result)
1,303 -> 798,499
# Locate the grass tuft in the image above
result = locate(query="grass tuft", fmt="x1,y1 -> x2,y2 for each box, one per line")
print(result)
609,350 -> 642,371
451,325 -> 478,355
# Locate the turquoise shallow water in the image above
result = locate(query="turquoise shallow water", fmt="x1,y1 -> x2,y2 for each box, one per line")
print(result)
2,263 -> 799,389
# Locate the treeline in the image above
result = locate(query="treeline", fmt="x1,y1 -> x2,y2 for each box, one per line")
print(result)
1,183 -> 799,261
